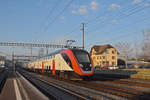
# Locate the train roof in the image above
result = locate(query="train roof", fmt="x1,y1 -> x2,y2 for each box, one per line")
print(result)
29,48 -> 87,62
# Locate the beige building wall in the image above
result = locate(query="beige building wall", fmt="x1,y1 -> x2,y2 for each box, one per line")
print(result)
91,48 -> 118,67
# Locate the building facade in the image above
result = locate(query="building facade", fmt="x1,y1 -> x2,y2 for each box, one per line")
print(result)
90,44 -> 118,67
0,52 -> 6,67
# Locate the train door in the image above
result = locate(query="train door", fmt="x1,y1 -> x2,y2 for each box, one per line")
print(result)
42,62 -> 44,73
52,60 -> 55,75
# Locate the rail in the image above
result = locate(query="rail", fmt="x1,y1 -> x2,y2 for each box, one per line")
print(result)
18,69 -> 127,100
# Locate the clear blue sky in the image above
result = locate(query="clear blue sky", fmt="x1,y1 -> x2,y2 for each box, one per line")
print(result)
0,0 -> 150,55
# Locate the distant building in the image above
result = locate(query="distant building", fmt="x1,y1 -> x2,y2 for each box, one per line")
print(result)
0,52 -> 6,60
0,52 -> 6,66
90,44 -> 118,67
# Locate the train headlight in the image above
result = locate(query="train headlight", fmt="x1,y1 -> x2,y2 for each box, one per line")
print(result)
79,64 -> 83,68
90,64 -> 92,67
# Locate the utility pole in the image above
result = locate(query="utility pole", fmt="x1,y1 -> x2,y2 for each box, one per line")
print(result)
135,43 -> 138,68
46,47 -> 48,55
81,23 -> 85,49
30,47 -> 32,56
12,51 -> 15,72
135,38 -> 138,68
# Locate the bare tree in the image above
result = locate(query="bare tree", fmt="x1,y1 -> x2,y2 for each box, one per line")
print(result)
140,30 -> 150,61
38,48 -> 44,57
134,39 -> 139,68
115,42 -> 132,68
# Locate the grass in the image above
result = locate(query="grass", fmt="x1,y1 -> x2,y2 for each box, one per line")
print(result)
131,74 -> 150,80
95,69 -> 137,75
124,69 -> 150,75
95,69 -> 150,79
123,69 -> 150,79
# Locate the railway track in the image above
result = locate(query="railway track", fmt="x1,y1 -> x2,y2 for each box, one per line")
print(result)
18,70 -> 87,100
18,69 -> 150,100
18,69 -> 128,100
69,76 -> 150,100
68,80 -> 150,100
0,69 -> 8,93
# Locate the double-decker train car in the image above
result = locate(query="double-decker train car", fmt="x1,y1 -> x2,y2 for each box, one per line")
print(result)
27,48 -> 94,79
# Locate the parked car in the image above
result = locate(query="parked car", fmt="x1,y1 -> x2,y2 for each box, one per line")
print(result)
139,65 -> 144,68
94,66 -> 101,70
128,65 -> 135,69
145,65 -> 150,68
139,65 -> 150,68
118,65 -> 126,69
109,66 -> 119,70
100,66 -> 109,70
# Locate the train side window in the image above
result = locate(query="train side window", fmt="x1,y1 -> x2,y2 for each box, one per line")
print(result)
49,66 -> 51,71
61,53 -> 73,69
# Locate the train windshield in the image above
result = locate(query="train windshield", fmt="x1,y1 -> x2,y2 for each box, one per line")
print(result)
73,50 -> 90,63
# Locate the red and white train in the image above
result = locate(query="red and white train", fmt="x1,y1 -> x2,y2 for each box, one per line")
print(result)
27,48 -> 94,79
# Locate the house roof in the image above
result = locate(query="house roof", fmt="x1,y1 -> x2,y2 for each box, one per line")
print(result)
90,44 -> 118,55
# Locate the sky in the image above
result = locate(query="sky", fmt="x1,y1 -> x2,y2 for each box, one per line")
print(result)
0,0 -> 150,56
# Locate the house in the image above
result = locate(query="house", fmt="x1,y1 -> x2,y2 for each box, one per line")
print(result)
90,44 -> 118,67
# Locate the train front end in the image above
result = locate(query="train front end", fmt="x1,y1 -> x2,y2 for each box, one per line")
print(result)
61,49 -> 94,78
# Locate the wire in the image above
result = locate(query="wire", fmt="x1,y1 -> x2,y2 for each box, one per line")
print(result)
86,0 -> 150,35
43,0 -> 74,33
64,1 -> 128,38
33,0 -> 61,40
40,0 -> 61,31
85,17 -> 150,49
65,0 -> 145,40
86,0 -> 129,25
85,31 -> 139,50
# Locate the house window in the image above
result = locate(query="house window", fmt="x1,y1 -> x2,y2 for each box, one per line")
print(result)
112,56 -> 115,59
102,61 -> 105,64
112,50 -> 115,54
97,62 -> 99,65
112,61 -> 115,65
103,56 -> 105,59
106,61 -> 109,65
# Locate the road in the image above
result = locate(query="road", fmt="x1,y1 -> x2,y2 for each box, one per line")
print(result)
0,67 -> 49,100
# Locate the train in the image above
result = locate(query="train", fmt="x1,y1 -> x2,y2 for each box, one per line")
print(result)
26,48 -> 94,80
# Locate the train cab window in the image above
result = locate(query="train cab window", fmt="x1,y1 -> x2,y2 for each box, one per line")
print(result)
72,50 -> 91,63
61,53 -> 73,69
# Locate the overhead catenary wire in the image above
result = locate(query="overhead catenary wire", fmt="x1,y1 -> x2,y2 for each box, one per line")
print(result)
86,0 -> 129,25
82,1 -> 150,44
85,17 -> 150,50
84,17 -> 150,46
111,0 -> 149,20
83,1 -> 150,49
86,0 -> 150,34
39,0 -> 146,44
84,31 -> 140,51
86,0 -> 149,27
35,0 -> 150,47
43,0 -> 74,33
40,0 -> 61,32
33,0 -> 61,41
63,0 -> 129,38
65,0 -> 148,40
